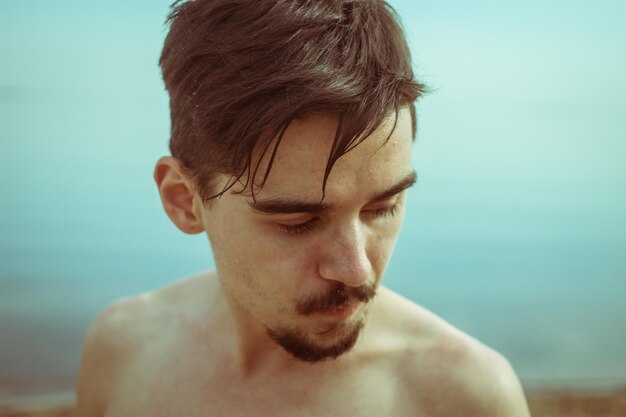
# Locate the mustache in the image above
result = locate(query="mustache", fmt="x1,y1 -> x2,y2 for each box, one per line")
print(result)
296,283 -> 377,316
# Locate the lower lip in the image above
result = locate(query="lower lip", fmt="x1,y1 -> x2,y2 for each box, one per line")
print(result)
318,300 -> 359,320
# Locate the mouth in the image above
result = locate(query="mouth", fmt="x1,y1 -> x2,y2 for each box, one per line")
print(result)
296,282 -> 377,318
316,299 -> 360,320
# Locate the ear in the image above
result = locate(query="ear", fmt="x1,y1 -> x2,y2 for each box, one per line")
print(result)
154,156 -> 204,234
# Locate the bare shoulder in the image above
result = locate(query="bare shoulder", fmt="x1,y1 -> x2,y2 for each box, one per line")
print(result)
372,288 -> 531,417
420,331 -> 532,417
75,294 -> 151,416
75,271 -> 214,416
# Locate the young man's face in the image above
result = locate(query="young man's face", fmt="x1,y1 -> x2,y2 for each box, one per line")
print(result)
200,107 -> 415,362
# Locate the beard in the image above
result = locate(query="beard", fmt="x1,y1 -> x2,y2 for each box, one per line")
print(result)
266,319 -> 365,362
265,282 -> 377,362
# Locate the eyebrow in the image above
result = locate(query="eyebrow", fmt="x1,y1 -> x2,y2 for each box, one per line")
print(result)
249,170 -> 417,215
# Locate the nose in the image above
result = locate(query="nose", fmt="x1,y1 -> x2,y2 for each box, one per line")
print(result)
318,219 -> 372,287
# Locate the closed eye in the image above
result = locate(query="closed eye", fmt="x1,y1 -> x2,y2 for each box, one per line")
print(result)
367,204 -> 399,218
277,217 -> 320,236
277,202 -> 400,236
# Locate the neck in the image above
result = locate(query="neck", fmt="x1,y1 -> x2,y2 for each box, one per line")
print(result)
214,283 -> 304,377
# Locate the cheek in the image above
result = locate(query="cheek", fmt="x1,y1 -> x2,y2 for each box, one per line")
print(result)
369,213 -> 406,269
264,239 -> 320,282
215,227 -> 316,300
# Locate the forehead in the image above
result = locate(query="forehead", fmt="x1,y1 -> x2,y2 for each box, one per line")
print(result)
248,107 -> 414,203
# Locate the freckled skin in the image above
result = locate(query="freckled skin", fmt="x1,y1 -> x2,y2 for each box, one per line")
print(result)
76,108 -> 531,417
202,111 -> 409,357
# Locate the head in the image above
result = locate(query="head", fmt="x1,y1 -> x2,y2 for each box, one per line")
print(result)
156,0 -> 425,362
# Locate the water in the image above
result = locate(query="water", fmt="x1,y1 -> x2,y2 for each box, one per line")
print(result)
1,0 -> 626,397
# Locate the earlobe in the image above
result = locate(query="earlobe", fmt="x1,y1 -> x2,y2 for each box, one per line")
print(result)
154,156 -> 204,235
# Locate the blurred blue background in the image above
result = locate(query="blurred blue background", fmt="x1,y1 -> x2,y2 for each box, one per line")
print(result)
1,0 -> 625,399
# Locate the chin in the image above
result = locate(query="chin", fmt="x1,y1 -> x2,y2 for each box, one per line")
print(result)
267,316 -> 366,363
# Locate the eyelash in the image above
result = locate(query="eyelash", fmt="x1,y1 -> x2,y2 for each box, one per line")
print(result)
278,204 -> 400,236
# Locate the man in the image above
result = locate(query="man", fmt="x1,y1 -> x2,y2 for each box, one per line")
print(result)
77,0 -> 531,416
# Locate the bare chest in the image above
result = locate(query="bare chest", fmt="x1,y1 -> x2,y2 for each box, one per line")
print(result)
105,350 -> 408,417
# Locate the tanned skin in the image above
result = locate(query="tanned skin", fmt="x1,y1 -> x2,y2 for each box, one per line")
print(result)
76,109 -> 531,416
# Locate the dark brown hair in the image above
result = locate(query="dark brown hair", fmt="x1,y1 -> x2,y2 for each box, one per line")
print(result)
160,0 -> 426,202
